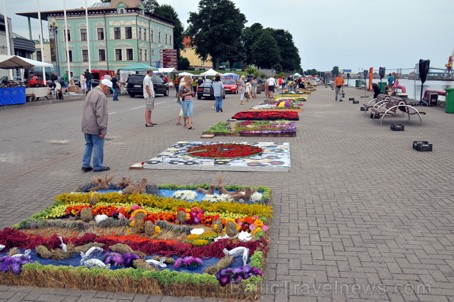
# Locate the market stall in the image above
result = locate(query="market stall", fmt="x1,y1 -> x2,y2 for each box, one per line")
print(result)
0,55 -> 53,106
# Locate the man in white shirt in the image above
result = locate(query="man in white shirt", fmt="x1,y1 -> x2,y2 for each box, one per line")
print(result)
267,76 -> 277,98
143,69 -> 156,127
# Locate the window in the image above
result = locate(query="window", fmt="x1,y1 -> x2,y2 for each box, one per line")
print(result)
151,49 -> 155,56
115,49 -> 122,61
150,30 -> 154,42
98,49 -> 106,61
64,29 -> 71,41
139,28 -> 142,40
169,35 -> 172,45
139,49 -> 143,61
144,49 -> 147,61
125,27 -> 132,39
119,8 -> 125,14
165,34 -> 168,45
67,50 -> 73,62
36,51 -> 42,61
126,49 -> 133,61
143,29 -> 147,41
80,28 -> 87,41
114,27 -> 121,39
158,32 -> 161,43
82,50 -> 88,62
97,28 -> 104,40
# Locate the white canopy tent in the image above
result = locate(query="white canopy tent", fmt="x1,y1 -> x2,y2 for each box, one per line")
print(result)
0,55 -> 53,69
178,72 -> 194,77
158,68 -> 177,74
200,68 -> 218,77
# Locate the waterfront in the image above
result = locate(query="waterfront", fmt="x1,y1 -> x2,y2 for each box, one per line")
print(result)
347,78 -> 454,101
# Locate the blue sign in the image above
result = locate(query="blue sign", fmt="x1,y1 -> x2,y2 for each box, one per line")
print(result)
155,61 -> 161,68
0,87 -> 26,106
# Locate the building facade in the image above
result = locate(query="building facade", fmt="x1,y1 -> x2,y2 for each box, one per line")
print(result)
180,36 -> 213,70
19,0 -> 174,77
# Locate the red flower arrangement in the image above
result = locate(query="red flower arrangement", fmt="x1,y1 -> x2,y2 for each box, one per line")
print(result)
187,143 -> 263,159
232,111 -> 299,121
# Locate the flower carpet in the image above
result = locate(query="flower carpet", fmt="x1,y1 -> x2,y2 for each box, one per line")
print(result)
203,121 -> 296,137
130,141 -> 291,172
0,178 -> 272,300
248,103 -> 302,112
232,111 -> 299,121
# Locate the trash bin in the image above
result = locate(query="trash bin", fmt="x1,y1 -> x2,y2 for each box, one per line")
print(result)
355,80 -> 361,88
378,82 -> 387,93
446,88 -> 454,113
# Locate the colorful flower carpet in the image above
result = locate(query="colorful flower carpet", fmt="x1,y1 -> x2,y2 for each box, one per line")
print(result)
130,141 -> 291,172
0,178 -> 272,300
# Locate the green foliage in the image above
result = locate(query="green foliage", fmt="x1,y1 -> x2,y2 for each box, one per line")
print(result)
332,66 -> 339,77
178,57 -> 190,70
251,31 -> 281,69
141,0 -> 158,13
203,122 -> 230,134
154,4 -> 184,52
270,29 -> 301,72
250,251 -> 264,269
242,275 -> 262,295
22,263 -> 219,286
242,23 -> 264,65
186,0 -> 247,69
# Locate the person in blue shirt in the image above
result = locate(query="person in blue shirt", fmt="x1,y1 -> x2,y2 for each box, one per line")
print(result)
387,73 -> 395,86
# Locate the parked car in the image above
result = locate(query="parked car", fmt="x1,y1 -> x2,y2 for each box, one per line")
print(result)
126,74 -> 169,97
222,79 -> 238,94
197,80 -> 226,100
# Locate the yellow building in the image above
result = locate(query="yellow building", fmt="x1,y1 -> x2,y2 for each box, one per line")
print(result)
180,36 -> 212,69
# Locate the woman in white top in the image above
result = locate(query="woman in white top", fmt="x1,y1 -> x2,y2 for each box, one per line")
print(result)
79,74 -> 87,94
238,75 -> 246,105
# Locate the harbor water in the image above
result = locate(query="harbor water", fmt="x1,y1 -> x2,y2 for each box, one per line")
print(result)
346,78 -> 454,101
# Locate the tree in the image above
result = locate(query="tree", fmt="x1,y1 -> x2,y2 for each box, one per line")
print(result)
251,31 -> 281,69
153,5 -> 184,51
270,29 -> 301,72
242,23 -> 264,65
332,66 -> 339,77
141,0 -> 159,13
178,57 -> 190,70
186,0 -> 246,69
306,69 -> 318,76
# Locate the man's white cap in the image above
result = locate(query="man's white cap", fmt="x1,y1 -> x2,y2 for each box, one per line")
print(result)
101,79 -> 113,88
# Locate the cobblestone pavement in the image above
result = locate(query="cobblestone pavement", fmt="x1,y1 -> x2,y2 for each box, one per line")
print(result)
1,87 -> 453,302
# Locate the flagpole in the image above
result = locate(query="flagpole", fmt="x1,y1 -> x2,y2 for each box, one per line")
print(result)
37,0 -> 46,83
85,0 -> 91,72
2,0 -> 13,79
63,0 -> 71,83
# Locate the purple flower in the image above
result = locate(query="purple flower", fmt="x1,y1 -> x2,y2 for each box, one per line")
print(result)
122,253 -> 140,267
219,276 -> 229,286
174,258 -> 183,269
103,252 -> 124,266
183,256 -> 195,266
194,257 -> 203,266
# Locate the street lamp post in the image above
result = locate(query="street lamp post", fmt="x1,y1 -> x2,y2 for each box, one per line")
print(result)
48,19 -> 60,76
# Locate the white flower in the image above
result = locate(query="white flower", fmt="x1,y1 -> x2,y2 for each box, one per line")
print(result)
251,192 -> 263,202
204,193 -> 233,203
172,190 -> 197,200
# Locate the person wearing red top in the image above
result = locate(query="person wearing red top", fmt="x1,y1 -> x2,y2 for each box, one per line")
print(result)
29,74 -> 38,87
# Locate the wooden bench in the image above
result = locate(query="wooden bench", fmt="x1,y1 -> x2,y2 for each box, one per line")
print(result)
370,97 -> 426,126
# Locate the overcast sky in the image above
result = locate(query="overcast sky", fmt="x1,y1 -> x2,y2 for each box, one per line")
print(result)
5,0 -> 454,72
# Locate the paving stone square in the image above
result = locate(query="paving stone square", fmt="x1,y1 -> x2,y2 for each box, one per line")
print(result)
0,86 -> 453,301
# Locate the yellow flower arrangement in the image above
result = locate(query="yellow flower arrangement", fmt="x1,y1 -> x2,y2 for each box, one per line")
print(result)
251,227 -> 262,235
154,226 -> 161,234
55,193 -> 272,218
253,220 -> 264,228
